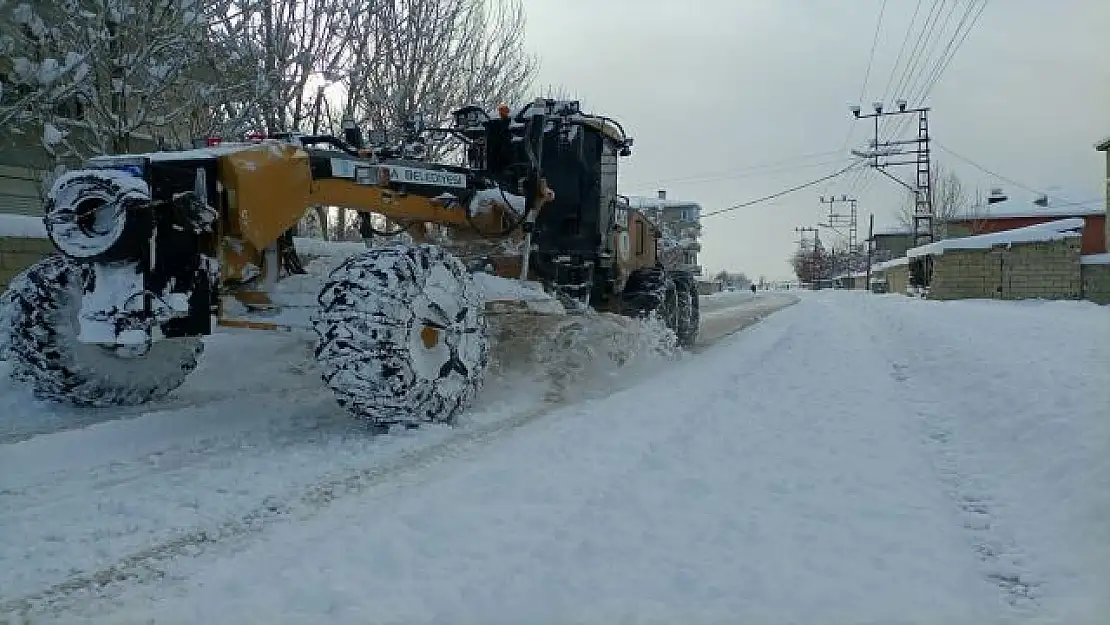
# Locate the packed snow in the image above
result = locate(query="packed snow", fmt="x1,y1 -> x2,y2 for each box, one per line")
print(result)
1,290 -> 1106,624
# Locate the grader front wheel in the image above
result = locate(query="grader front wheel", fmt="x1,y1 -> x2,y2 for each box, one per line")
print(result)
0,255 -> 203,406
313,244 -> 491,428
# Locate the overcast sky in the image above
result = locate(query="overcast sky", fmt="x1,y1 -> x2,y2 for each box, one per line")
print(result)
522,0 -> 1109,280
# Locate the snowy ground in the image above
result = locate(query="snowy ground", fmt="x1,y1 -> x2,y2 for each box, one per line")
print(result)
2,291 -> 1108,624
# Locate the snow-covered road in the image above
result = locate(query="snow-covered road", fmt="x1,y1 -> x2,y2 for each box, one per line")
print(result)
0,288 -> 793,619
3,291 -> 1108,624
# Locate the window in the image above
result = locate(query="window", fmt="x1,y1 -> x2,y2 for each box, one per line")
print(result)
636,218 -> 645,255
674,206 -> 699,222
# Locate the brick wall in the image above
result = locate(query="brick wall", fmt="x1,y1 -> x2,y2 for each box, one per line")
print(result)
927,237 -> 1082,301
1081,263 -> 1110,304
0,237 -> 55,290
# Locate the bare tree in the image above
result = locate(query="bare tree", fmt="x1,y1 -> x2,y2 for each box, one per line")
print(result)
540,83 -> 584,105
334,0 -> 537,159
203,0 -> 377,136
0,0 -> 218,163
790,245 -> 832,284
897,163 -> 978,239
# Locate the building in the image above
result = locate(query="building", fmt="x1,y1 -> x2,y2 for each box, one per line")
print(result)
626,190 -> 704,277
1098,136 -> 1110,250
946,202 -> 1106,255
867,226 -> 915,263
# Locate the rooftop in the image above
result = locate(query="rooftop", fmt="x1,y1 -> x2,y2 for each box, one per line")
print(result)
625,196 -> 702,210
907,217 -> 1084,259
950,203 -> 1104,221
871,225 -> 913,237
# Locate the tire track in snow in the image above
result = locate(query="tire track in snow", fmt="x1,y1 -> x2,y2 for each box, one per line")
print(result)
0,400 -> 559,621
868,299 -> 1044,614
1,299 -> 794,622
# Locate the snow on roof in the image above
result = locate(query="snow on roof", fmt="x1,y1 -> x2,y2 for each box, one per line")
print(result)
1080,253 -> 1110,265
871,225 -> 913,237
872,256 -> 909,270
950,204 -> 1104,221
0,213 -> 47,238
625,196 -> 701,210
908,218 -> 1084,258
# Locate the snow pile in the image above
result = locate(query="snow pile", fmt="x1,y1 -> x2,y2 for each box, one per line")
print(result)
469,187 -> 525,215
472,271 -> 564,314
908,218 -> 1084,258
0,213 -> 47,238
291,236 -> 371,258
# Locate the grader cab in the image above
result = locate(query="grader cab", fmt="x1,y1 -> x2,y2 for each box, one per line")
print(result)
0,98 -> 700,429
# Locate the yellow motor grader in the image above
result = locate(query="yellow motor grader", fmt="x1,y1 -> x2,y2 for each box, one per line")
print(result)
0,98 -> 700,428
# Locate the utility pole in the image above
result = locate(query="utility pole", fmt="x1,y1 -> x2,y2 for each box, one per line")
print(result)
849,101 -> 934,250
818,194 -> 859,275
865,213 -> 875,292
850,100 -> 934,290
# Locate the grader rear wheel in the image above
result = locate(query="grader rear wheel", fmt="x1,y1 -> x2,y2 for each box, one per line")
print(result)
313,243 -> 490,428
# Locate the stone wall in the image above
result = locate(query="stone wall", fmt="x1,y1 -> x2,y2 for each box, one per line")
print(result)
927,237 -> 1082,301
879,264 -> 909,294
1081,262 -> 1110,304
0,237 -> 55,290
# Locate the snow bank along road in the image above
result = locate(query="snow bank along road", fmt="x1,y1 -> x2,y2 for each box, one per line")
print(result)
0,291 -> 796,622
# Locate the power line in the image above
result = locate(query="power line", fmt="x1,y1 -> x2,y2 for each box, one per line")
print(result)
879,0 -> 925,105
825,0 -> 889,197
623,150 -> 850,191
874,0 -> 945,140
934,142 -> 1098,206
881,0 -> 946,136
857,0 -> 889,105
703,162 -> 863,218
903,0 -> 962,99
914,0 -> 989,102
885,1 -> 989,143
